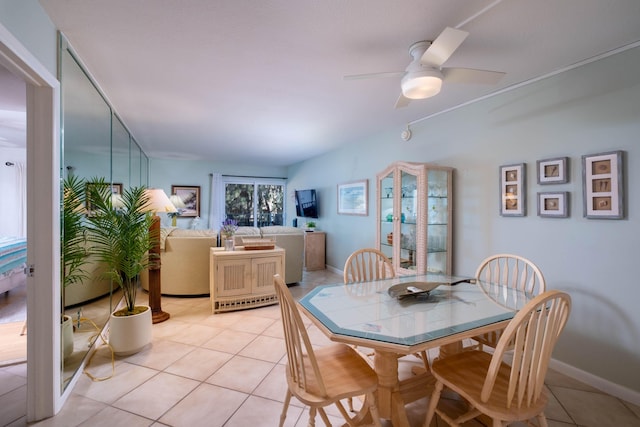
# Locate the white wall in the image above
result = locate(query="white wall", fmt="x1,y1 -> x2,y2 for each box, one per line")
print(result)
0,148 -> 26,236
286,45 -> 640,396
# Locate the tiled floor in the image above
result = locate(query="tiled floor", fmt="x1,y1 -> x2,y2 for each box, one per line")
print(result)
1,269 -> 640,426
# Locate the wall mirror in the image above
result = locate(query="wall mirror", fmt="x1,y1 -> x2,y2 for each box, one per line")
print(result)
59,33 -> 148,392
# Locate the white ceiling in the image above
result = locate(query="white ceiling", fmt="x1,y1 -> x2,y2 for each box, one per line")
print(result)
4,1 -> 640,166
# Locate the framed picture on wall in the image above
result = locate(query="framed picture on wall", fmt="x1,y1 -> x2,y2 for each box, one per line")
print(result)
337,179 -> 368,216
111,183 -> 123,194
537,157 -> 568,184
85,182 -> 123,213
499,163 -> 526,216
171,185 -> 200,217
582,150 -> 624,219
537,192 -> 569,218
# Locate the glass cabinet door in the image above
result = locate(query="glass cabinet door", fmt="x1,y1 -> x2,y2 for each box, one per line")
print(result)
426,169 -> 450,274
377,162 -> 452,275
399,170 -> 418,271
379,170 -> 394,262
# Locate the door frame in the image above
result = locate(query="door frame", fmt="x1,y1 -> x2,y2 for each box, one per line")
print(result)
0,24 -> 62,420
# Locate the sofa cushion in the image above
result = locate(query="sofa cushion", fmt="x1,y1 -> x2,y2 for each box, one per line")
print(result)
260,226 -> 304,236
235,226 -> 261,236
169,228 -> 217,237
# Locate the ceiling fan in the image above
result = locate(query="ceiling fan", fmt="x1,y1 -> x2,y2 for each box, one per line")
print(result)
344,27 -> 505,108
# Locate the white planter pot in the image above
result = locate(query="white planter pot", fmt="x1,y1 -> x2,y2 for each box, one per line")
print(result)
62,315 -> 74,360
108,305 -> 152,356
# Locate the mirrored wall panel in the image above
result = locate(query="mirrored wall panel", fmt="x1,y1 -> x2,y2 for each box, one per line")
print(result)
59,33 -> 149,392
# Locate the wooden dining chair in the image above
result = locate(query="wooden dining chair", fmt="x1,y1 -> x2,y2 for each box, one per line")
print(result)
343,248 -> 395,284
424,290 -> 571,427
471,253 -> 546,350
343,248 -> 430,406
273,274 -> 382,427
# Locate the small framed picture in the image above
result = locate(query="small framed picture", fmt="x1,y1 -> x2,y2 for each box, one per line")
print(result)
582,151 -> 624,219
537,157 -> 568,184
337,179 -> 368,216
537,192 -> 569,218
111,183 -> 123,194
171,185 -> 200,217
499,163 -> 526,216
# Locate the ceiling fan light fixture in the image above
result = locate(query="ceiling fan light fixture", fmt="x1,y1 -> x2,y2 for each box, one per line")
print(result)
401,69 -> 443,99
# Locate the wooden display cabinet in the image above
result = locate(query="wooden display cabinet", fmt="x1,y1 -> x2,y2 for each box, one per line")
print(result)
376,161 -> 453,275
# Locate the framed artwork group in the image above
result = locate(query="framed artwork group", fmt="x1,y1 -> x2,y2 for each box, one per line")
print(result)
500,150 -> 624,220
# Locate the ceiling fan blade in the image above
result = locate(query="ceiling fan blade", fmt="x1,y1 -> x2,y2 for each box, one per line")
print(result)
344,71 -> 404,81
394,93 -> 411,109
442,67 -> 505,84
420,27 -> 469,67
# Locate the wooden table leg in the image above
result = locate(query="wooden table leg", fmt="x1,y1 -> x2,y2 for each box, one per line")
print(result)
374,350 -> 411,427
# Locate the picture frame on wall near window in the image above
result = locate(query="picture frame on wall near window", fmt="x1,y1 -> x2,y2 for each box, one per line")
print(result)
537,157 -> 568,184
337,179 -> 368,216
537,192 -> 569,218
582,150 -> 624,219
171,185 -> 200,217
499,163 -> 526,217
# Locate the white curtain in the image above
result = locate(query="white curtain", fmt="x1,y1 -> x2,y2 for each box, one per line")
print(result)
209,172 -> 224,231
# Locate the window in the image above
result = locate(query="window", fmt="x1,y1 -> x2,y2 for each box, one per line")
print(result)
223,177 -> 286,227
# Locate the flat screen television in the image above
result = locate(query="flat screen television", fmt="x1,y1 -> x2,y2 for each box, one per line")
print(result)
295,189 -> 318,218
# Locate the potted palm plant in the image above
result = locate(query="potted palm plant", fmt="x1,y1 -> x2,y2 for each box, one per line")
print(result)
86,179 -> 156,355
61,174 -> 89,359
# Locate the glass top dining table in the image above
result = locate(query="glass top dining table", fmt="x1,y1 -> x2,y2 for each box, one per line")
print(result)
297,273 -> 534,427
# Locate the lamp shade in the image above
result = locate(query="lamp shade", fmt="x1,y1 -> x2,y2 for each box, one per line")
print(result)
169,194 -> 186,209
111,194 -> 125,209
141,189 -> 177,214
401,69 -> 443,99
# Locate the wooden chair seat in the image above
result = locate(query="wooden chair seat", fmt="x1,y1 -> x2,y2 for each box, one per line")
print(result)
274,274 -> 382,427
425,290 -> 571,427
427,351 -> 549,423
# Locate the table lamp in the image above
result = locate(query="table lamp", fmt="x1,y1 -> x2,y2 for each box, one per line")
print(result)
141,188 -> 176,323
169,194 -> 186,227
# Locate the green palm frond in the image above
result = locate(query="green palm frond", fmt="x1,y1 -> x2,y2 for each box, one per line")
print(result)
85,178 -> 155,313
62,175 -> 89,288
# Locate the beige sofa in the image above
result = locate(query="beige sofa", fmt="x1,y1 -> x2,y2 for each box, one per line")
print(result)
141,228 -> 218,296
234,225 -> 305,284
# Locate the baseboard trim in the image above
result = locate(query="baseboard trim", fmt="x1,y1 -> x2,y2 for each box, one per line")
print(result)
549,358 -> 640,406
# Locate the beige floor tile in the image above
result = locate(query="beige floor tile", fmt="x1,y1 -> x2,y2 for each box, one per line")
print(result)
123,339 -> 196,371
252,363 -> 303,407
158,383 -> 248,427
166,304 -> 211,324
200,310 -> 249,329
261,319 -> 285,339
0,385 -> 26,427
113,372 -> 199,420
249,303 -> 283,320
164,347 -> 232,381
227,314 -> 278,335
545,385 -> 574,424
30,394 -> 106,426
71,362 -> 158,404
238,335 -> 286,363
550,386 -> 640,427
161,322 -> 223,347
206,355 -> 275,393
78,405 -> 153,427
225,395 -> 301,427
200,328 -> 257,354
544,368 -> 601,393
0,369 -> 25,396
